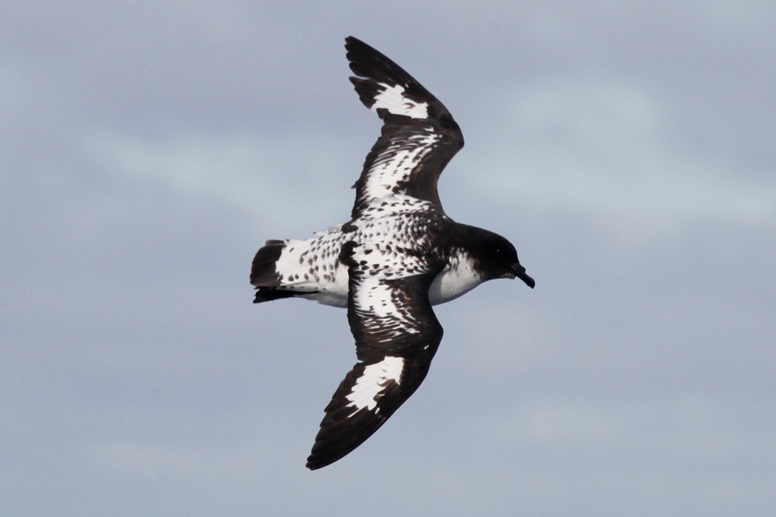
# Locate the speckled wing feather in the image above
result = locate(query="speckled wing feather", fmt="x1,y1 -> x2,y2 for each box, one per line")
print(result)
345,36 -> 465,219
306,243 -> 444,470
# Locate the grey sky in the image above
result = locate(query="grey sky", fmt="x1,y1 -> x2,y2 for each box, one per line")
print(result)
2,2 -> 775,516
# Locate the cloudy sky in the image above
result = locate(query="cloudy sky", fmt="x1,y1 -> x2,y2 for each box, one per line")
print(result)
2,1 -> 775,516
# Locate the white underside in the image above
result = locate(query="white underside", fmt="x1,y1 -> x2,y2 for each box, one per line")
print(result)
428,255 -> 483,305
305,255 -> 483,308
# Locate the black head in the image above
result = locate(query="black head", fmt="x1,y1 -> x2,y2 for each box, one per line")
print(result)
471,229 -> 535,288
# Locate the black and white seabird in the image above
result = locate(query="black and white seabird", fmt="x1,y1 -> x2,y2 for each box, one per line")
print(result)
251,36 -> 535,470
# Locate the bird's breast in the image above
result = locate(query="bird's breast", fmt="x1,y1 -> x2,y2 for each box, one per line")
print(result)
428,252 -> 483,306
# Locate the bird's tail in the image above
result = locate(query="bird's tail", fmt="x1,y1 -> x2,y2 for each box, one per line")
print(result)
250,240 -> 300,303
250,239 -> 285,287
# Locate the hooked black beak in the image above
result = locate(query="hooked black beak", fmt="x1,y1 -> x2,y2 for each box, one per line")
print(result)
511,263 -> 535,289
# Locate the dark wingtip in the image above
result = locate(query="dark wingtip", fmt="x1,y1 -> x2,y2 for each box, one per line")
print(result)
305,455 -> 329,471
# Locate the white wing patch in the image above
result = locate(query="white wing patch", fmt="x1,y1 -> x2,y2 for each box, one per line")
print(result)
345,356 -> 404,412
361,133 -> 440,202
372,83 -> 429,119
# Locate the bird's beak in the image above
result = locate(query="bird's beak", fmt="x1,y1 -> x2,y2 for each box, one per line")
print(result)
511,263 -> 535,289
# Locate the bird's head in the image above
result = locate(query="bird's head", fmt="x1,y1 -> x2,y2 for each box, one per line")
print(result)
472,229 -> 535,288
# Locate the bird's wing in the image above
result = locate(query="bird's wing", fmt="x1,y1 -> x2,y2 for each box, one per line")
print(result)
345,36 -> 464,219
306,242 -> 444,470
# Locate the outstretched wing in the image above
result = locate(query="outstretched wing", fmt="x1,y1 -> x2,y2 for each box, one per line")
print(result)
306,244 -> 444,470
345,36 -> 464,219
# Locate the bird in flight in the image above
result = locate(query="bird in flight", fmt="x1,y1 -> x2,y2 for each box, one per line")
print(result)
251,36 -> 535,470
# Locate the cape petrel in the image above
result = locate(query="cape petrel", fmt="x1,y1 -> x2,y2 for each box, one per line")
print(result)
251,36 -> 535,470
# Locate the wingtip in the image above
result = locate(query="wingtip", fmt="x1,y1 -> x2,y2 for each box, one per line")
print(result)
305,451 -> 340,471
344,35 -> 370,64
305,457 -> 324,471
344,35 -> 366,50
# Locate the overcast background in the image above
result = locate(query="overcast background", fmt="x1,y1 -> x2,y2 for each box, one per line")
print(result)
2,2 -> 775,516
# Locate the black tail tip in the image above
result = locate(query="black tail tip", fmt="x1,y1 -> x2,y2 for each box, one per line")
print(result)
253,289 -> 300,304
